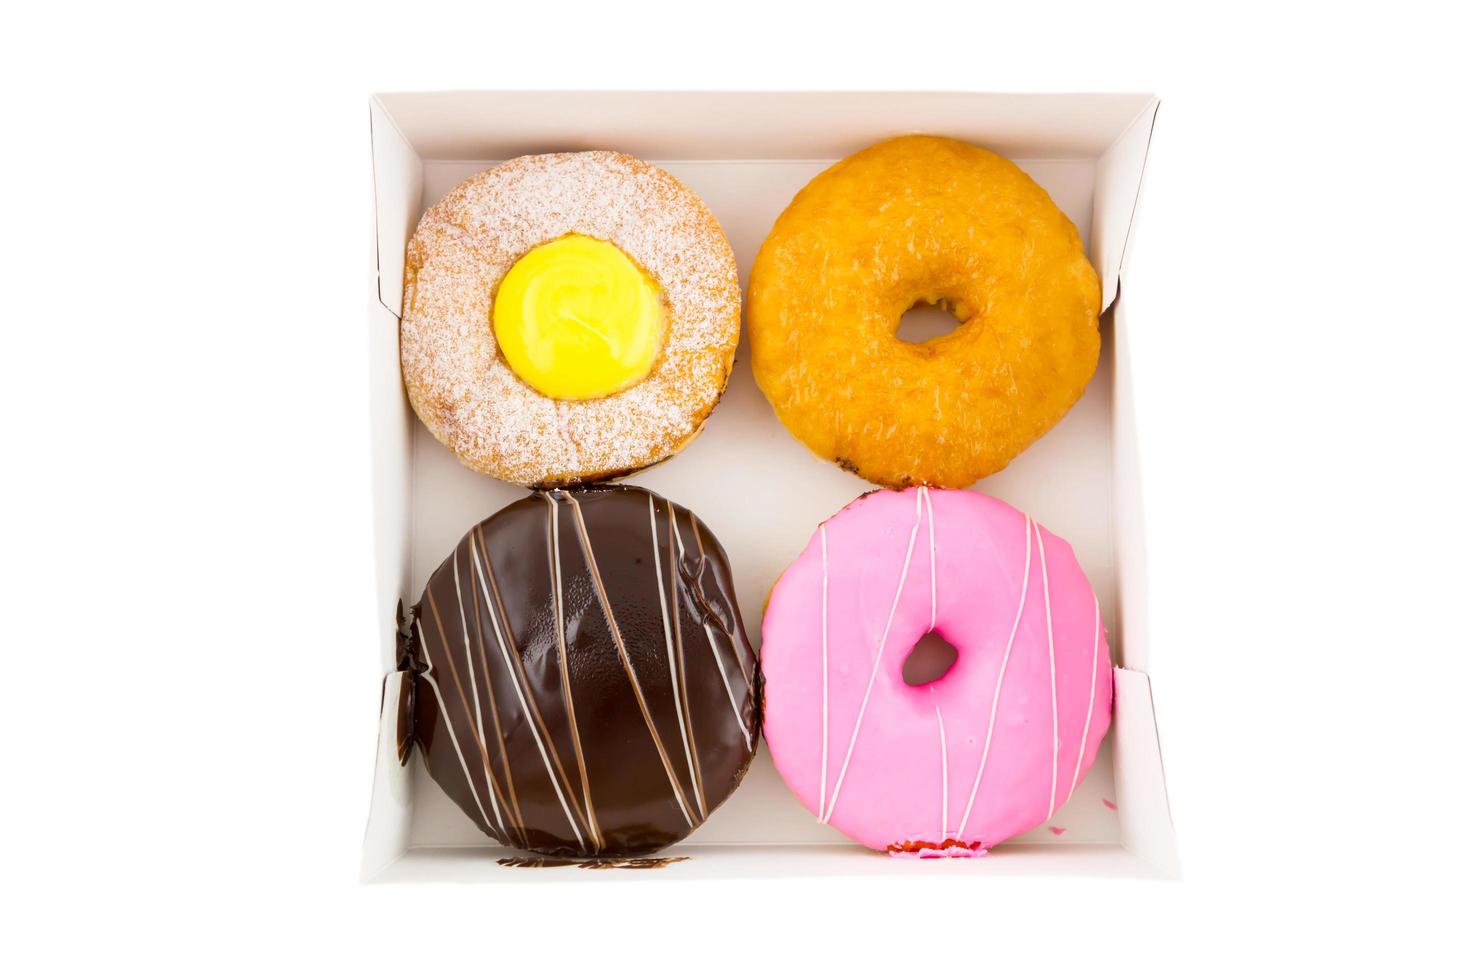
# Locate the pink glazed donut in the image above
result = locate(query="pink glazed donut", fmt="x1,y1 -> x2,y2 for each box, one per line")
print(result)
761,487 -> 1112,856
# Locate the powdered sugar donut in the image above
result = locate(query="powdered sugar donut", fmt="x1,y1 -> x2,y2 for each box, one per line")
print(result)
760,487 -> 1111,855
401,151 -> 740,487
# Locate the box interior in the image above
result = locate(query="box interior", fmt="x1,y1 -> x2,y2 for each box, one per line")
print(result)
363,92 -> 1175,881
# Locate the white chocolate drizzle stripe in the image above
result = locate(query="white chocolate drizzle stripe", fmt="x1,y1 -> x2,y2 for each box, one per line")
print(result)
1037,523 -> 1060,821
667,507 -> 709,817
956,516 -> 1033,839
546,495 -> 600,850
476,527 -> 594,843
452,556 -> 506,838
1067,598 -> 1102,802
414,621 -> 499,838
565,494 -> 696,828
470,538 -> 588,849
650,496 -> 705,818
822,489 -> 924,824
463,546 -> 526,845
689,518 -> 754,691
704,621 -> 753,751
422,590 -> 516,842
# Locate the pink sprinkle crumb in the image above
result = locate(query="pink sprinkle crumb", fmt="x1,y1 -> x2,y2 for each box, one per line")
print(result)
1049,826 -> 1066,836
886,844 -> 988,859
1102,799 -> 1117,811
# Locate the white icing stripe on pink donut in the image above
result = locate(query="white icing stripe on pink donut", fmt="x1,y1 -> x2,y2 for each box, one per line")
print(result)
1068,599 -> 1103,802
1036,521 -> 1061,822
922,486 -> 937,631
934,703 -> 948,841
956,516 -> 1032,841
818,523 -> 830,820
820,490 -> 925,824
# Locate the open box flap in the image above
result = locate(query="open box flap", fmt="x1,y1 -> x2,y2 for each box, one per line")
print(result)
367,298 -> 413,672
1092,100 -> 1159,310
361,670 -> 415,880
373,90 -> 1158,162
370,97 -> 422,318
371,91 -> 1155,318
1111,287 -> 1152,679
1112,667 -> 1178,876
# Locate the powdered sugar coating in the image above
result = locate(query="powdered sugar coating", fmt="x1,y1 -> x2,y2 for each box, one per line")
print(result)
401,152 -> 741,486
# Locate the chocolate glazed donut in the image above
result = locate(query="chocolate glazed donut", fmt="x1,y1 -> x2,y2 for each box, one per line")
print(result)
400,485 -> 760,857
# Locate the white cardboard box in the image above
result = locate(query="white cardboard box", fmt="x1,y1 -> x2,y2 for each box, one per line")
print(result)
362,91 -> 1177,882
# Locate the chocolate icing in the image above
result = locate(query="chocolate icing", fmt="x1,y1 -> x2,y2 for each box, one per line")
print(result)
403,485 -> 760,857
495,856 -> 690,870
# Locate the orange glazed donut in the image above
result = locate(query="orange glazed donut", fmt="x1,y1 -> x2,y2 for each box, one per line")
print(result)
748,135 -> 1102,488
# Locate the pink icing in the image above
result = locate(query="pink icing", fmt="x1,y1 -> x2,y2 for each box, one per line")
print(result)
760,487 -> 1112,854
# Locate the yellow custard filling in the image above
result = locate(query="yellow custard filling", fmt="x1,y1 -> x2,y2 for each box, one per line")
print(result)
493,234 -> 667,400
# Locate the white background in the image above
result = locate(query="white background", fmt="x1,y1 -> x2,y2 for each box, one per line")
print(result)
3,1 -> 1466,975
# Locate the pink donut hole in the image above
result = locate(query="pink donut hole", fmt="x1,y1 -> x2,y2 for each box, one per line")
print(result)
759,487 -> 1112,855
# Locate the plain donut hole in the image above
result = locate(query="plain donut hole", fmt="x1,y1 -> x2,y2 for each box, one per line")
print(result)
902,632 -> 959,686
896,300 -> 963,344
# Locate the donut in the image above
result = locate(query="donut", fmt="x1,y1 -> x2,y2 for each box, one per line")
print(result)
402,485 -> 759,856
401,151 -> 741,487
748,135 -> 1102,488
759,487 -> 1111,855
